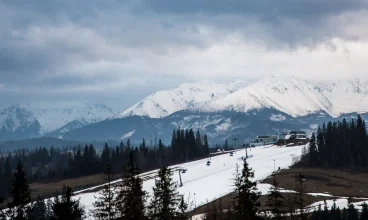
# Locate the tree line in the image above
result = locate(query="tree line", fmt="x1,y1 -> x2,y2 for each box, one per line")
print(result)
0,129 -> 211,202
300,115 -> 368,169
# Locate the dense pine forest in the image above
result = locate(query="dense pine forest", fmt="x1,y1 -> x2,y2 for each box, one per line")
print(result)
300,115 -> 368,170
0,129 -> 210,200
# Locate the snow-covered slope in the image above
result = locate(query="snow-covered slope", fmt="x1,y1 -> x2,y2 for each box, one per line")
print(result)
74,144 -> 305,214
115,81 -> 249,118
0,105 -> 41,140
314,79 -> 368,116
31,104 -> 115,134
0,104 -> 115,140
117,76 -> 368,119
211,76 -> 334,117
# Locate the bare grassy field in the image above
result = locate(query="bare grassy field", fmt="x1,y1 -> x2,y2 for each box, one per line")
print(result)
30,173 -> 107,199
263,168 -> 368,198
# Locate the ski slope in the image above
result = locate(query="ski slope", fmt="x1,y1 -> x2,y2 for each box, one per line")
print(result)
75,144 -> 305,216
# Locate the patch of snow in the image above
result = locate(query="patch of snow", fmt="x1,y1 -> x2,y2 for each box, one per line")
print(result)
215,119 -> 231,132
270,114 -> 286,121
121,130 -> 136,140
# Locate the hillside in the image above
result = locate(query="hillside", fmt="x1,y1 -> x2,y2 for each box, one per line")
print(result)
0,104 -> 115,141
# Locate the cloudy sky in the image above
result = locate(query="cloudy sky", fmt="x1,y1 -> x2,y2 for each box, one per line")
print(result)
1,0 -> 368,111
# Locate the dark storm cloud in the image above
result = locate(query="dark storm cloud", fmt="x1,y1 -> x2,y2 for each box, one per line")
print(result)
144,0 -> 366,20
0,0 -> 367,110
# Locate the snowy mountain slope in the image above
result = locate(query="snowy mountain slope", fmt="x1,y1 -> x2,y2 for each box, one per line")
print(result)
115,81 -> 249,118
74,144 -> 305,214
118,76 -> 368,119
0,105 -> 41,140
31,104 -> 115,134
211,76 -> 334,117
314,79 -> 368,116
0,104 -> 115,141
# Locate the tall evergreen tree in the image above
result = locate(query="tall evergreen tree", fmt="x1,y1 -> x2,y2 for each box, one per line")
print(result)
232,159 -> 260,220
309,132 -> 319,167
92,165 -> 116,220
360,203 -> 368,220
331,200 -> 342,220
31,195 -> 47,220
8,161 -> 32,220
347,198 -> 358,220
52,185 -> 84,220
101,143 -> 111,170
116,151 -> 147,220
4,155 -> 12,197
294,173 -> 308,220
266,176 -> 285,219
203,135 -> 209,156
148,166 -> 186,220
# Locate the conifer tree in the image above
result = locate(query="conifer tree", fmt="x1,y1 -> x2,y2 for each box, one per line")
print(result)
92,165 -> 116,220
322,199 -> 329,220
309,133 -> 319,167
8,161 -> 32,220
32,195 -> 47,220
116,151 -> 147,220
232,159 -> 260,220
360,203 -> 368,220
203,135 -> 209,156
4,156 -> 12,197
177,195 -> 188,220
148,166 -> 186,220
342,208 -> 348,220
294,173 -> 307,220
52,185 -> 84,220
101,143 -> 111,170
331,200 -> 342,220
346,197 -> 358,220
266,176 -> 285,219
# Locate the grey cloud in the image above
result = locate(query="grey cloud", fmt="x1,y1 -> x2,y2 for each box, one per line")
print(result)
0,0 -> 368,110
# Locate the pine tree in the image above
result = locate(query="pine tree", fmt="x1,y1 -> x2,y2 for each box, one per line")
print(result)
116,151 -> 147,220
322,199 -> 329,220
342,208 -> 348,220
52,185 -> 84,220
92,165 -> 116,220
266,176 -> 285,219
224,140 -> 229,151
203,135 -> 209,156
331,200 -> 342,220
177,195 -> 188,220
101,143 -> 111,170
347,198 -> 358,220
32,195 -> 47,220
148,166 -> 186,220
4,155 -> 12,197
360,203 -> 368,220
8,161 -> 32,220
309,132 -> 319,167
232,159 -> 260,220
294,173 -> 307,220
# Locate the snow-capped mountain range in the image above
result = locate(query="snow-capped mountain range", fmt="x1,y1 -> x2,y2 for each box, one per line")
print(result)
115,76 -> 368,119
3,75 -> 368,144
0,104 -> 115,141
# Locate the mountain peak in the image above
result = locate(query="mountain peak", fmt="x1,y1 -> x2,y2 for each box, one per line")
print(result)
116,76 -> 368,119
